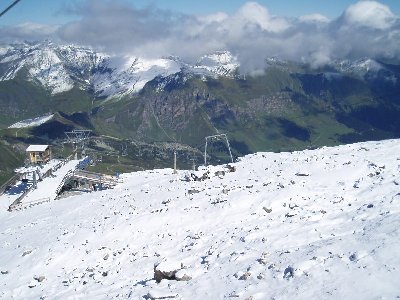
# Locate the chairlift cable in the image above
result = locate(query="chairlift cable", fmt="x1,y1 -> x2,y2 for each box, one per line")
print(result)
0,0 -> 21,18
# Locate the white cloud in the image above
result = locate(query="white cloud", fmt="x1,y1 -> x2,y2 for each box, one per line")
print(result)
343,0 -> 397,29
234,2 -> 291,33
0,22 -> 59,42
197,12 -> 228,24
299,14 -> 330,24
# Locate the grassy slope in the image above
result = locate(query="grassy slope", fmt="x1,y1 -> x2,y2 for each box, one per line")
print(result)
0,71 -> 51,128
0,141 -> 24,186
92,68 -> 393,155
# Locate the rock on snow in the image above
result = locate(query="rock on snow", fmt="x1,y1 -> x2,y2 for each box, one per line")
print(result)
0,139 -> 399,299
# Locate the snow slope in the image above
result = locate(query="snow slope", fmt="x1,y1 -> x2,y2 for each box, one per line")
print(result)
0,139 -> 399,299
92,57 -> 182,97
8,113 -> 54,129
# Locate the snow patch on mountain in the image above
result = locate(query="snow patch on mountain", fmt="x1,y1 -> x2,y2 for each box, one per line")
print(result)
0,139 -> 399,299
27,47 -> 74,94
194,51 -> 239,77
8,113 -> 54,129
334,58 -> 384,77
92,56 -> 181,97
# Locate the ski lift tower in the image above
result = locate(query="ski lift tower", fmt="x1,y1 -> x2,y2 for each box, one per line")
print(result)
204,133 -> 233,166
64,129 -> 92,157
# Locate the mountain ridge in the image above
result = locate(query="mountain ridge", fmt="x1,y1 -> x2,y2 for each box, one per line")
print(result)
2,41 -> 398,99
0,41 -> 240,98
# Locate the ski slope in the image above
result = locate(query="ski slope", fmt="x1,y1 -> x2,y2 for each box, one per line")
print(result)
0,139 -> 399,299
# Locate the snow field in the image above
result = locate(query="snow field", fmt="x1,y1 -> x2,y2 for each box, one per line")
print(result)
0,139 -> 399,299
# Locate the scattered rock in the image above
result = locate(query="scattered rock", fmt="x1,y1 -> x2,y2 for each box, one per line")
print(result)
263,207 -> 272,213
33,275 -> 45,282
154,261 -> 184,283
147,291 -> 180,300
258,253 -> 268,265
103,254 -> 109,260
239,272 -> 251,280
283,266 -> 294,279
1,270 -> 9,275
215,170 -> 225,177
226,165 -> 236,172
175,269 -> 192,281
22,250 -> 32,257
188,189 -> 201,195
349,253 -> 357,262
367,204 -> 374,208
295,172 -> 309,177
211,199 -> 227,205
102,271 -> 108,277
190,171 -> 210,182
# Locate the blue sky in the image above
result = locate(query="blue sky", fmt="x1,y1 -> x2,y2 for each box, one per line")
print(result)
1,0 -> 399,26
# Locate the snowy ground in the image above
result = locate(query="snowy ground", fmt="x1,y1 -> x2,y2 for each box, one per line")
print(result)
0,139 -> 399,299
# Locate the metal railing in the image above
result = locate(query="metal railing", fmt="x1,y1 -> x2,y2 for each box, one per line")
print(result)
9,197 -> 51,211
72,170 -> 121,186
8,183 -> 37,211
55,170 -> 74,196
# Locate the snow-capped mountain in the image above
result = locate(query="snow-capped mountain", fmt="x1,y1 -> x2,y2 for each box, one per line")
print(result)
334,58 -> 384,77
194,51 -> 239,77
0,139 -> 399,299
1,40 -> 396,99
0,41 -> 239,98
264,55 -> 396,81
0,41 -> 103,94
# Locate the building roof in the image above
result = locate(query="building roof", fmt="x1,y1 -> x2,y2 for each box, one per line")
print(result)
26,145 -> 49,152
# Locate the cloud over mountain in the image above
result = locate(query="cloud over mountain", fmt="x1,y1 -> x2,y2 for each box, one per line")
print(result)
1,1 -> 399,72
0,22 -> 59,42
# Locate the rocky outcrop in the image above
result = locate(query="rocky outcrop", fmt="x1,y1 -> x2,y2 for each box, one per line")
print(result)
153,260 -> 192,283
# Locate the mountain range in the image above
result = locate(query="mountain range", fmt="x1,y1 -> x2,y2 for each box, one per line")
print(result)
0,40 -> 399,182
0,41 -> 238,98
